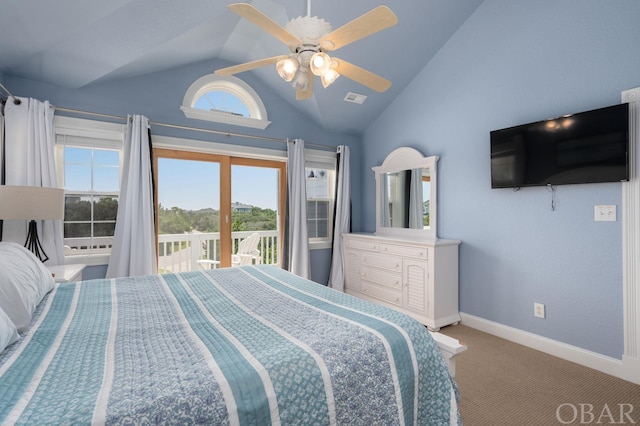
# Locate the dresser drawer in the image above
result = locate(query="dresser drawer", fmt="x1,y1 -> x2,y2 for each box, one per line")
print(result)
361,252 -> 402,272
380,243 -> 428,260
345,237 -> 380,252
360,282 -> 402,307
360,267 -> 402,289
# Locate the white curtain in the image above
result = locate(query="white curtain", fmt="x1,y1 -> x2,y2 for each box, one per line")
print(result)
106,115 -> 157,278
284,139 -> 310,278
3,97 -> 64,265
408,168 -> 424,229
328,145 -> 350,291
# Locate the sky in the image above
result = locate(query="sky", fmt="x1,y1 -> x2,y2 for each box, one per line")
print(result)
157,158 -> 280,211
64,148 -> 280,211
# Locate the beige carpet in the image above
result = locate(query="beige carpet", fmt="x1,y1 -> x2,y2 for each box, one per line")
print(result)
439,324 -> 640,426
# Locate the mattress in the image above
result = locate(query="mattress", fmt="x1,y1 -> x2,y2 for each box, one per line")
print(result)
0,265 -> 459,425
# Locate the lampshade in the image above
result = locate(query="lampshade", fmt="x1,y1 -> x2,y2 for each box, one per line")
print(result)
291,67 -> 309,91
276,57 -> 299,82
0,185 -> 65,220
321,68 -> 340,88
309,52 -> 331,77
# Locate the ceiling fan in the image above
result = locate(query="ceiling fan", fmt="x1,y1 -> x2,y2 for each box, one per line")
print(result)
215,1 -> 398,100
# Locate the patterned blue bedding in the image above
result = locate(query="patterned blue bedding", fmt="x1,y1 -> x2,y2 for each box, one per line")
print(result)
0,265 -> 459,425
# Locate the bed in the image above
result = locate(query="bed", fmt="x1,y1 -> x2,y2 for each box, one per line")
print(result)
0,242 -> 460,425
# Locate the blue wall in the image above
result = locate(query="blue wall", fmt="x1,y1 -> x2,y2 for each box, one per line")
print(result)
362,0 -> 640,358
6,58 -> 361,284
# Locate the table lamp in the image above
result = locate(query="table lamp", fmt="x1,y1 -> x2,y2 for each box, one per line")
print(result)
0,185 -> 65,262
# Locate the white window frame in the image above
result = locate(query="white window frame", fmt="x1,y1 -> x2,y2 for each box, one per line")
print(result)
305,150 -> 337,250
180,74 -> 271,130
54,116 -> 125,265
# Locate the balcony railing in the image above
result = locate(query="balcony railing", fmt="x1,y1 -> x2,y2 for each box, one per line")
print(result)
64,230 -> 279,273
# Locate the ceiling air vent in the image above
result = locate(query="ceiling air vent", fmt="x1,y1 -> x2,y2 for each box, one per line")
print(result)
344,92 -> 367,104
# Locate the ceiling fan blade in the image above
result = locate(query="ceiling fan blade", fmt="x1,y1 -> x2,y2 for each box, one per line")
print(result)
215,55 -> 288,76
296,76 -> 314,100
319,6 -> 398,51
228,3 -> 301,49
333,58 -> 391,92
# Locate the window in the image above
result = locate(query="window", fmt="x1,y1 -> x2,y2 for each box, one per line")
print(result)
181,74 -> 271,130
305,153 -> 336,249
306,168 -> 330,238
54,117 -> 125,260
153,148 -> 286,271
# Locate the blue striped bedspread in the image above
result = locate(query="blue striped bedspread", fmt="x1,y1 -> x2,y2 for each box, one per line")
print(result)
0,265 -> 460,425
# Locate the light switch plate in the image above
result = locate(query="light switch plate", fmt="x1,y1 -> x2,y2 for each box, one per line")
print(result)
594,205 -> 616,222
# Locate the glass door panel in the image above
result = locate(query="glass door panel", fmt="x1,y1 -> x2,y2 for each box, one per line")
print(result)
156,155 -> 220,273
231,163 -> 282,266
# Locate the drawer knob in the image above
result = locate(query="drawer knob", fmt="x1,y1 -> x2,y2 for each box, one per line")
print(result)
395,296 -> 400,302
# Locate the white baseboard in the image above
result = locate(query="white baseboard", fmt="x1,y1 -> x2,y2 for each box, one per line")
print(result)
460,313 -> 639,385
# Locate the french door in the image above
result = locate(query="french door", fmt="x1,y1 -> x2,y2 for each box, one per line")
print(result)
153,148 -> 285,272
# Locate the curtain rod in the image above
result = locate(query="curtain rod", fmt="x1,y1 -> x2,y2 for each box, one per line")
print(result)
0,83 -> 21,105
53,105 -> 334,151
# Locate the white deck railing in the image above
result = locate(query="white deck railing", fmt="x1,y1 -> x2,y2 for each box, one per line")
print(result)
64,230 -> 279,273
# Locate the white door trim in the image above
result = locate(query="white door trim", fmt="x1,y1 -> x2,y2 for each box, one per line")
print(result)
621,86 -> 640,384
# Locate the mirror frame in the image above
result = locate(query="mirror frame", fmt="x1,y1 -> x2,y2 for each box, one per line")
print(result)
373,147 -> 439,240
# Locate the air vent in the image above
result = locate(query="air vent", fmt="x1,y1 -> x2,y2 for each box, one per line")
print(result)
344,92 -> 367,104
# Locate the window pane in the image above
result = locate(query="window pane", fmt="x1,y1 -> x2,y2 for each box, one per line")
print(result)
316,220 -> 328,238
94,222 -> 116,237
65,196 -> 91,221
307,201 -> 317,217
194,91 -> 250,117
94,149 -> 119,166
65,165 -> 92,191
64,223 -> 91,238
94,196 -> 118,221
65,147 -> 91,163
307,220 -> 318,238
316,201 -> 328,219
94,166 -> 119,192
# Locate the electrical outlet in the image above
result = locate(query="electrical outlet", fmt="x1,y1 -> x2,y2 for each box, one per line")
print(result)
595,205 -> 616,222
534,303 -> 546,319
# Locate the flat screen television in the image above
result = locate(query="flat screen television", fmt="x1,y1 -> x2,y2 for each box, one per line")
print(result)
490,103 -> 629,188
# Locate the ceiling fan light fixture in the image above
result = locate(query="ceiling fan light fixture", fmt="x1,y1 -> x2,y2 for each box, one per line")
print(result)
309,52 -> 331,76
276,57 -> 299,82
219,3 -> 398,100
321,68 -> 340,88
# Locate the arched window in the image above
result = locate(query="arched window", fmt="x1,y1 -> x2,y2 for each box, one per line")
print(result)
180,74 -> 270,129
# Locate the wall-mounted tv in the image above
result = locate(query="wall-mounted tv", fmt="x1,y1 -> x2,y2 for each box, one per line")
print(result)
490,103 -> 629,188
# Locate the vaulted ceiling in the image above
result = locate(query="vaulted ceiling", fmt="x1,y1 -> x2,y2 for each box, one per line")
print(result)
0,0 -> 483,134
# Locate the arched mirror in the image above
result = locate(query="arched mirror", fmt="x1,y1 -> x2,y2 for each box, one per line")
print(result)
373,147 -> 438,240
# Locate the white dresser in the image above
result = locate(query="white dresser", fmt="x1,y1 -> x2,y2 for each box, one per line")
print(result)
343,233 -> 460,331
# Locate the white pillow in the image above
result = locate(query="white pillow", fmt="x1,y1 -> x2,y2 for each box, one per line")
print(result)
0,305 -> 19,353
0,242 -> 55,331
